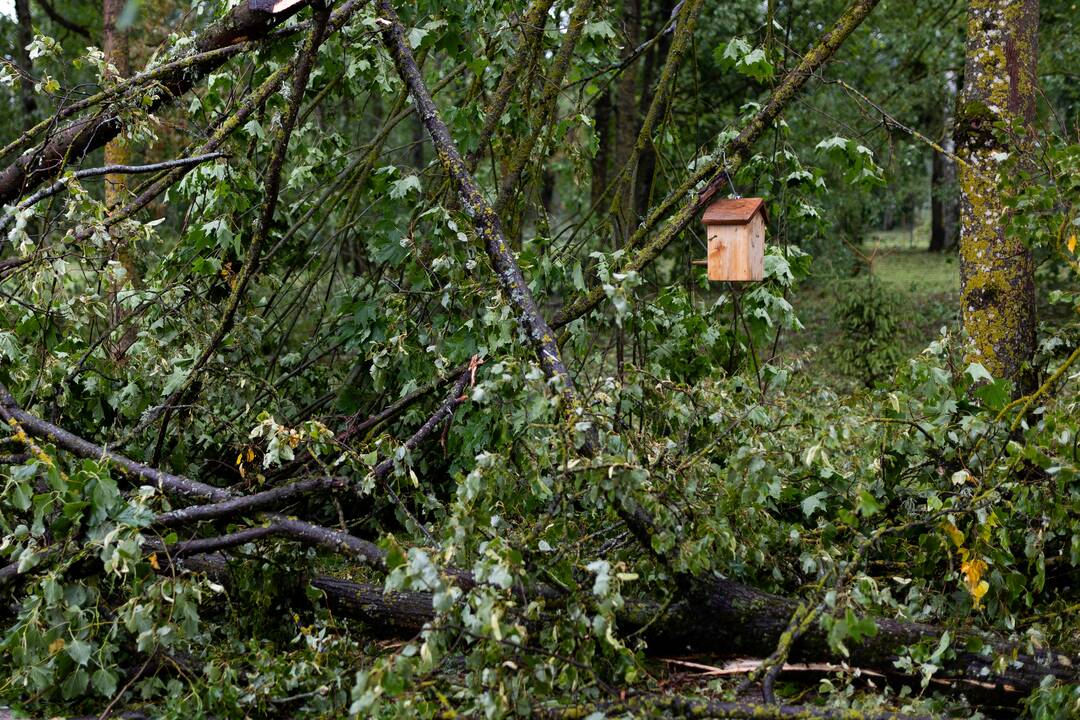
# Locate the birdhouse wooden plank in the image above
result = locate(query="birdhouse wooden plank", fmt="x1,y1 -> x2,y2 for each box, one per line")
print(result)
702,198 -> 767,282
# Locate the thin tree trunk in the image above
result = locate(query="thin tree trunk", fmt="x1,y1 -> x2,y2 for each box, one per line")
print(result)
103,0 -> 139,361
930,71 -> 959,253
103,0 -> 130,208
955,0 -> 1039,385
633,0 -> 674,215
611,0 -> 642,242
13,0 -> 37,119
590,88 -> 612,207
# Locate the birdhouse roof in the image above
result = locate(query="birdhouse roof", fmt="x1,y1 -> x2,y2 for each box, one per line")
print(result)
702,197 -> 767,226
249,0 -> 304,13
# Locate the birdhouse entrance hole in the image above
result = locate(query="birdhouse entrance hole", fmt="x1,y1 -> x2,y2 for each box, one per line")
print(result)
700,197 -> 766,282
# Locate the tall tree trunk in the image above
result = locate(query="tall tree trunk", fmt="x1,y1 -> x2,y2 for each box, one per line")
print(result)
13,0 -> 37,119
955,0 -> 1039,385
591,88 -> 612,208
611,0 -> 642,381
103,0 -> 137,362
929,148 -> 959,252
611,0 -> 642,242
930,71 -> 959,252
103,0 -> 131,208
633,0 -> 674,216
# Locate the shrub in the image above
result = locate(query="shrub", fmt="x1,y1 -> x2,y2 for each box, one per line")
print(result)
828,276 -> 904,386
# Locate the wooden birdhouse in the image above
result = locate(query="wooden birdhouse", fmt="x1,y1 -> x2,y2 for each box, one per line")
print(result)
701,198 -> 767,282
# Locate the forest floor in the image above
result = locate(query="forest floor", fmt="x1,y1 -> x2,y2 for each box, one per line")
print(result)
776,226 -> 961,391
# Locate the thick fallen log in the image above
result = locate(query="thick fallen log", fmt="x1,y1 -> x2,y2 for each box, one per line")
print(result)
645,579 -> 1077,701
306,569 -> 1077,700
540,695 -> 928,720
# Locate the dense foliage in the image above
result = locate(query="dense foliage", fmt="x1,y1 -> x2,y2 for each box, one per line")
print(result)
0,0 -> 1077,718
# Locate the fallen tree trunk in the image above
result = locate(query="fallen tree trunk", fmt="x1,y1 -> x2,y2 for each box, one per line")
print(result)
308,569 -> 1076,699
646,578 -> 1077,700
540,696 -> 928,720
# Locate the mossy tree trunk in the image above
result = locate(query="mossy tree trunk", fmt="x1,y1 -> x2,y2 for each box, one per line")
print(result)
103,0 -> 140,361
955,0 -> 1039,385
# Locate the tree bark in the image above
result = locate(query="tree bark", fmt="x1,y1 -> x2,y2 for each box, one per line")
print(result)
929,72 -> 960,253
249,562 -> 1079,700
955,0 -> 1039,384
590,88 -> 613,207
13,0 -> 37,119
103,0 -> 131,208
377,0 -> 584,415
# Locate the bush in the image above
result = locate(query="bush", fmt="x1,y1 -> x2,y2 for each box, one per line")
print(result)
828,276 -> 904,386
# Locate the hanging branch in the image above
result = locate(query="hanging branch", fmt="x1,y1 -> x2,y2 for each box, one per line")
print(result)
33,0 -> 95,42
149,5 -> 333,462
602,0 -> 706,226
0,153 -> 225,232
154,476 -> 348,527
464,0 -> 557,174
490,0 -> 594,214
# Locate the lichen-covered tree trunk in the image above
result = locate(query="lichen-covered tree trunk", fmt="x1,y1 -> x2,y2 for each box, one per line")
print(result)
955,0 -> 1039,385
103,0 -> 131,207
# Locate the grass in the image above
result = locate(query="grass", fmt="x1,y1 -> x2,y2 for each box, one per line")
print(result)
776,224 -> 961,391
865,227 -> 960,295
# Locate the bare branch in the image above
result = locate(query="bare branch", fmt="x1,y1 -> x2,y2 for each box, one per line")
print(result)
0,153 -> 226,232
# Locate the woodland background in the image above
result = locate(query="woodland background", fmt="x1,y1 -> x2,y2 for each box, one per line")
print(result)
0,0 -> 1078,717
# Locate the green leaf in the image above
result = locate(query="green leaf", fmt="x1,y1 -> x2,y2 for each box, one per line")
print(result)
964,362 -> 994,384
857,490 -> 883,517
584,20 -> 615,38
801,491 -> 829,518
92,668 -> 118,697
389,174 -> 422,199
67,639 -> 92,666
61,668 -> 89,699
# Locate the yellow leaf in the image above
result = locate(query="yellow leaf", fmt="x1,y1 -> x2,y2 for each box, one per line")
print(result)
943,522 -> 964,548
48,638 -> 65,654
1068,233 -> 1077,254
245,447 -> 255,462
148,552 -> 160,570
971,579 -> 989,608
235,452 -> 243,466
961,557 -> 987,588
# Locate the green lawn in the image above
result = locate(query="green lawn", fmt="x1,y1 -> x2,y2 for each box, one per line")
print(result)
776,226 -> 962,390
866,227 -> 960,295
